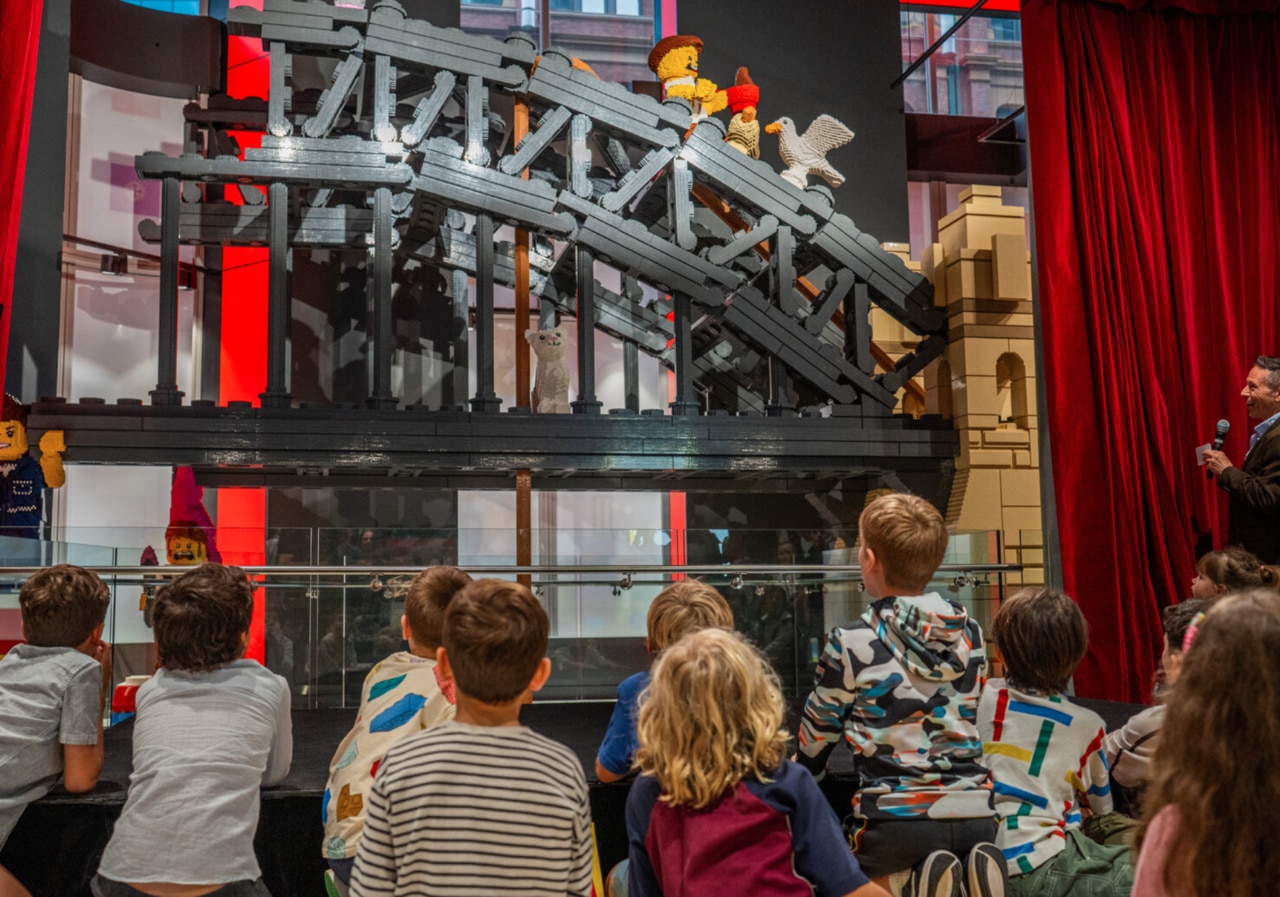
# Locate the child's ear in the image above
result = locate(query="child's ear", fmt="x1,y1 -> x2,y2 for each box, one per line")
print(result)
528,656 -> 552,693
401,614 -> 411,641
436,646 -> 453,681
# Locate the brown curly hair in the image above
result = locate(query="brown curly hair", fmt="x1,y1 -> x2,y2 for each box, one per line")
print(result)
1137,589 -> 1280,897
20,564 -> 110,647
153,563 -> 255,672
404,565 -> 472,649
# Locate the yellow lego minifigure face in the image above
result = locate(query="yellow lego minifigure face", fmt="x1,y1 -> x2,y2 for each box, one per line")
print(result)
166,533 -> 207,565
0,420 -> 29,462
656,45 -> 699,82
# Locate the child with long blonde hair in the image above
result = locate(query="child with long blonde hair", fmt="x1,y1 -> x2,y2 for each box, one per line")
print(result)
621,628 -> 887,897
1132,588 -> 1280,897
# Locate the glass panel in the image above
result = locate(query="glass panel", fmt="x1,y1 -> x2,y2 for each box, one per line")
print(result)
901,10 -> 1023,118
70,82 -> 199,403
0,525 -> 1011,705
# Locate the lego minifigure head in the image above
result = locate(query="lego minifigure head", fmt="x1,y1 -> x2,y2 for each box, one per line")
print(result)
648,35 -> 703,82
165,523 -> 209,565
0,395 -> 30,462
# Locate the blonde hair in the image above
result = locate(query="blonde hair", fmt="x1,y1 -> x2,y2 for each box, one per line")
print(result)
859,493 -> 948,592
646,579 -> 734,652
635,628 -> 789,808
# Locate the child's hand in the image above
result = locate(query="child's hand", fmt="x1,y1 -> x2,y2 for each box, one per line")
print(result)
94,639 -> 113,679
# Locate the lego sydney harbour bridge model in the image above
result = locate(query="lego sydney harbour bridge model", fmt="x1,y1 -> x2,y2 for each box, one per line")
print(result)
34,0 -> 956,493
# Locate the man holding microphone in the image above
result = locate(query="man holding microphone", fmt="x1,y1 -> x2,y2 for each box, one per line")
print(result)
1203,355 -> 1280,563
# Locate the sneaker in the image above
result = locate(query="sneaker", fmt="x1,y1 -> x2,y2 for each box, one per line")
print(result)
965,843 -> 1007,897
324,869 -> 349,897
905,850 -> 963,897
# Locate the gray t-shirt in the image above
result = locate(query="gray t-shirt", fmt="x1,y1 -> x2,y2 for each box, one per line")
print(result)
97,660 -> 292,885
0,644 -> 102,847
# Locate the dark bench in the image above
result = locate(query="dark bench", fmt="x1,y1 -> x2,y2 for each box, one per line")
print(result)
1,697 -> 1146,897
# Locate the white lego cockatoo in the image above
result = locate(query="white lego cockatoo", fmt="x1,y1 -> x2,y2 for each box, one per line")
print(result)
764,114 -> 855,190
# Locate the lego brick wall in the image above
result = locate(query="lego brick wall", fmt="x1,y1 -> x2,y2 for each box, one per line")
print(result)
680,0 -> 910,242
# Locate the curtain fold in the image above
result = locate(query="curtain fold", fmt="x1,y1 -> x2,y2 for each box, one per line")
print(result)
0,2 -> 45,399
1022,0 -> 1280,700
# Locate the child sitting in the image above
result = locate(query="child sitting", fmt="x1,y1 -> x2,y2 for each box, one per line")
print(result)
322,565 -> 471,896
1189,545 -> 1276,599
1132,588 -> 1280,897
0,565 -> 112,897
351,579 -> 591,897
93,563 -> 293,897
796,493 -> 1003,897
978,587 -> 1132,896
595,579 -> 733,783
624,627 -> 888,897
1102,599 -> 1207,821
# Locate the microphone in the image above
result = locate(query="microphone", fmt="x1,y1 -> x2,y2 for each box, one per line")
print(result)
1213,419 -> 1230,451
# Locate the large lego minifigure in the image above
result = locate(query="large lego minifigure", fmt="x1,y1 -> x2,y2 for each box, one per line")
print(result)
140,467 -> 221,625
0,395 -> 65,539
648,35 -> 728,121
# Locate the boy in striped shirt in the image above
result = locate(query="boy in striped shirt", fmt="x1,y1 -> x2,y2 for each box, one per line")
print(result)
350,578 -> 592,897
977,587 -> 1134,896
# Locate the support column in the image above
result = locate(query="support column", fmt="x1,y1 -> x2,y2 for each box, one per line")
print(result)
470,213 -> 502,412
668,292 -> 698,416
367,186 -> 396,409
571,245 -> 602,414
516,469 -> 532,589
450,269 -> 469,407
623,341 -> 640,412
260,181 -> 292,408
150,175 -> 184,406
514,98 -> 531,408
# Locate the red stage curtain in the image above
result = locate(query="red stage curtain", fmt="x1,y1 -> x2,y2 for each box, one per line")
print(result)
0,2 -> 45,399
1022,0 -> 1280,700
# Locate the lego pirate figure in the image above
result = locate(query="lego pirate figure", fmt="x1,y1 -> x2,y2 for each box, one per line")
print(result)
140,467 -> 222,625
0,394 -> 65,539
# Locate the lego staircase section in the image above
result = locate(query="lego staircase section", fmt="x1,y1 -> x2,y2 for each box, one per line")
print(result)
131,0 -> 944,415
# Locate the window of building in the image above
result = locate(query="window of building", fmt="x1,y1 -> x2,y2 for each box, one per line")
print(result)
900,8 -> 1023,117
120,0 -> 202,13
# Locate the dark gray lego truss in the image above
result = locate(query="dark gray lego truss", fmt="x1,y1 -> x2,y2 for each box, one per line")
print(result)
33,0 -> 956,489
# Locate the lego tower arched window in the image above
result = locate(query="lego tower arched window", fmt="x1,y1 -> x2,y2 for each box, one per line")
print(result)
996,352 -> 1029,428
927,358 -> 954,419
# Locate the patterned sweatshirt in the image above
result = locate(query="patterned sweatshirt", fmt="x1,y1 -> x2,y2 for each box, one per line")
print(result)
323,652 -> 455,860
796,593 -> 993,821
977,680 -> 1114,875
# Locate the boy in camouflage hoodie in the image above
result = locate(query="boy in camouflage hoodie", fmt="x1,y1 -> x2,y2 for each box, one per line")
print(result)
797,493 -> 1003,897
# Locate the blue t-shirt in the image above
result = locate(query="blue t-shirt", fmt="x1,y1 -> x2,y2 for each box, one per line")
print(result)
626,760 -> 871,897
596,671 -> 649,777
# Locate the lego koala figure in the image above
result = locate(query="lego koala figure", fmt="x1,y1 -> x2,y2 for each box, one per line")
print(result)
526,328 -> 571,414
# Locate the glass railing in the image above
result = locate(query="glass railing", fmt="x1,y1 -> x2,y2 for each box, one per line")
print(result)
0,529 -> 1015,709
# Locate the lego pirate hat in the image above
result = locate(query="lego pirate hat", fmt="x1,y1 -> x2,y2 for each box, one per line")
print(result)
726,67 -> 760,114
168,465 -> 222,562
648,34 -> 703,74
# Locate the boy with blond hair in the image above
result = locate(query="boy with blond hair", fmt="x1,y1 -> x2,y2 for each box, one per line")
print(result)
322,565 -> 472,896
595,579 -> 734,783
351,579 -> 592,897
0,565 -> 112,897
797,493 -> 1003,897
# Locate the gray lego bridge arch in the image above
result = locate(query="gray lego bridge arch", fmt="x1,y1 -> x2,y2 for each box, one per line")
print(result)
35,0 -> 957,492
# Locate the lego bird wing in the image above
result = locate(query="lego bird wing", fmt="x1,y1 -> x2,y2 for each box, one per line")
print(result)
801,115 -> 855,156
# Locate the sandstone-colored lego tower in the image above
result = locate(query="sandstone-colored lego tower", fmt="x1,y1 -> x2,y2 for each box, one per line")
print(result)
911,185 -> 1043,586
